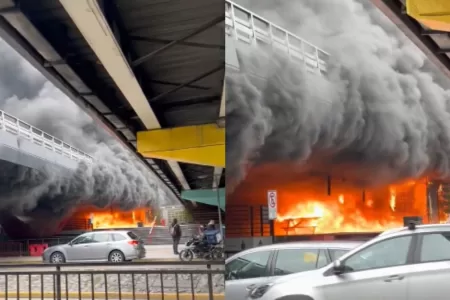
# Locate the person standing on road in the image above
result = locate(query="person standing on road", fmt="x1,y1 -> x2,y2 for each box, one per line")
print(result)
170,218 -> 182,254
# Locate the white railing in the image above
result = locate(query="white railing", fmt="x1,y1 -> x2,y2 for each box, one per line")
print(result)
0,110 -> 93,164
225,0 -> 329,76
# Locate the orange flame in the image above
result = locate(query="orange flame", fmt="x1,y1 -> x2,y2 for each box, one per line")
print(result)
275,179 -> 433,235
73,206 -> 155,229
89,208 -> 155,229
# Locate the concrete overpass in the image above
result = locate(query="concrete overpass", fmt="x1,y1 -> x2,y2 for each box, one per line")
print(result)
0,0 -> 225,204
225,0 -> 329,80
0,108 -> 92,171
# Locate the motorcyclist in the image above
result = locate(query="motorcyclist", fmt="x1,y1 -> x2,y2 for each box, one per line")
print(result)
204,220 -> 222,246
196,224 -> 211,252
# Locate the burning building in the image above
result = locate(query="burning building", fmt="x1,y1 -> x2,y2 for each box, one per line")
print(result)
227,163 -> 450,237
0,38 -> 178,240
226,0 -> 450,239
70,205 -> 155,230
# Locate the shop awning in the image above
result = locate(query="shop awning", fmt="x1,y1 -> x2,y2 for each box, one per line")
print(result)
181,189 -> 225,210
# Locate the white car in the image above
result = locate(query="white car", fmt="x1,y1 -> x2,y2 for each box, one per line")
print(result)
250,223 -> 450,300
225,240 -> 361,300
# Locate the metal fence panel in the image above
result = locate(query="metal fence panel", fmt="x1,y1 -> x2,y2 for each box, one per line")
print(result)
0,261 -> 224,300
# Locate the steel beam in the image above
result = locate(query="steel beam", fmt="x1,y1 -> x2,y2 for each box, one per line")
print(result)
149,65 -> 223,103
421,29 -> 450,35
131,36 -> 225,50
159,95 -> 221,108
149,79 -> 210,91
131,15 -> 223,67
437,48 -> 450,54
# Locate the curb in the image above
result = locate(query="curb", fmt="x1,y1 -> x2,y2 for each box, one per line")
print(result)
0,292 -> 225,299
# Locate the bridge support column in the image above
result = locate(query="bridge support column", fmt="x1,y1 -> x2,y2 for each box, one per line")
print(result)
137,124 -> 225,167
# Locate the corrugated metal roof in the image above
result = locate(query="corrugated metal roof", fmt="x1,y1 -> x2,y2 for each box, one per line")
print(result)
116,0 -> 224,128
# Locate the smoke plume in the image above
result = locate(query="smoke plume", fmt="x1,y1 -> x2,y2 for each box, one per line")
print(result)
227,0 -> 450,190
0,38 -> 178,216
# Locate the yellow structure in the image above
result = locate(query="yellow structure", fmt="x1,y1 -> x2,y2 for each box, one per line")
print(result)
406,0 -> 450,32
137,124 -> 225,168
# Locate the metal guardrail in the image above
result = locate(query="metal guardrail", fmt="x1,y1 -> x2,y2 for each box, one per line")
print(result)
225,0 -> 329,75
0,109 -> 93,163
0,238 -> 74,257
0,261 -> 224,300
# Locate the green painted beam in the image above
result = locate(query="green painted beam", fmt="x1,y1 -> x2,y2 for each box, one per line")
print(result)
181,188 -> 225,210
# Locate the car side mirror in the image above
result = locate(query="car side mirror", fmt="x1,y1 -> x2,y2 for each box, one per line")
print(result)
332,260 -> 345,275
226,270 -> 238,280
68,241 -> 73,246
230,270 -> 238,279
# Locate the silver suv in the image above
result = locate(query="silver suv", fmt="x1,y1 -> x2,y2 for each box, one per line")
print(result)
250,224 -> 450,300
42,230 -> 146,263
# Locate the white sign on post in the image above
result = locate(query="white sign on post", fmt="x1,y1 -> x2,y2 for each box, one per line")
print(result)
267,190 -> 278,220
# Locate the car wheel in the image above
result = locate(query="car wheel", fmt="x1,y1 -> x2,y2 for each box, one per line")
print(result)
50,252 -> 66,264
109,250 -> 125,263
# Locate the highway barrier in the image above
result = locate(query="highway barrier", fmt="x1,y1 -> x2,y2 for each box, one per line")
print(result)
0,261 -> 225,299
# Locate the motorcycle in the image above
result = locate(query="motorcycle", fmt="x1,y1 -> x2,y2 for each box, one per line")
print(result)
179,235 -> 222,261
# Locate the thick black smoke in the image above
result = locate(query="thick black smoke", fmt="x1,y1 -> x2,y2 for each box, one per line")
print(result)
0,38 -> 178,216
227,0 -> 450,190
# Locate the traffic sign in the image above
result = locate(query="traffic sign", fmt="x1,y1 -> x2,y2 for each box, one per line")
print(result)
267,190 -> 277,220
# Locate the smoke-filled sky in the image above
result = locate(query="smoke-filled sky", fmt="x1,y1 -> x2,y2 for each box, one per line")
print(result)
227,0 -> 450,190
0,38 -> 178,216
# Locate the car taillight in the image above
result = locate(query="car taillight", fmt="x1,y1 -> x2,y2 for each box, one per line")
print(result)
128,240 -> 139,246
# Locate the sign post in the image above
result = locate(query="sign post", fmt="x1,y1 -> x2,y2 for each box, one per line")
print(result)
267,190 -> 277,243
267,190 -> 278,220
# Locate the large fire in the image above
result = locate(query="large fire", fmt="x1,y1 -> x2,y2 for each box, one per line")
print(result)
228,162 -> 450,236
275,179 -> 433,235
72,206 -> 155,229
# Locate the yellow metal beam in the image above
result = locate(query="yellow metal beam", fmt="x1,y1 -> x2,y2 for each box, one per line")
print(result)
406,0 -> 450,32
137,124 -> 225,168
